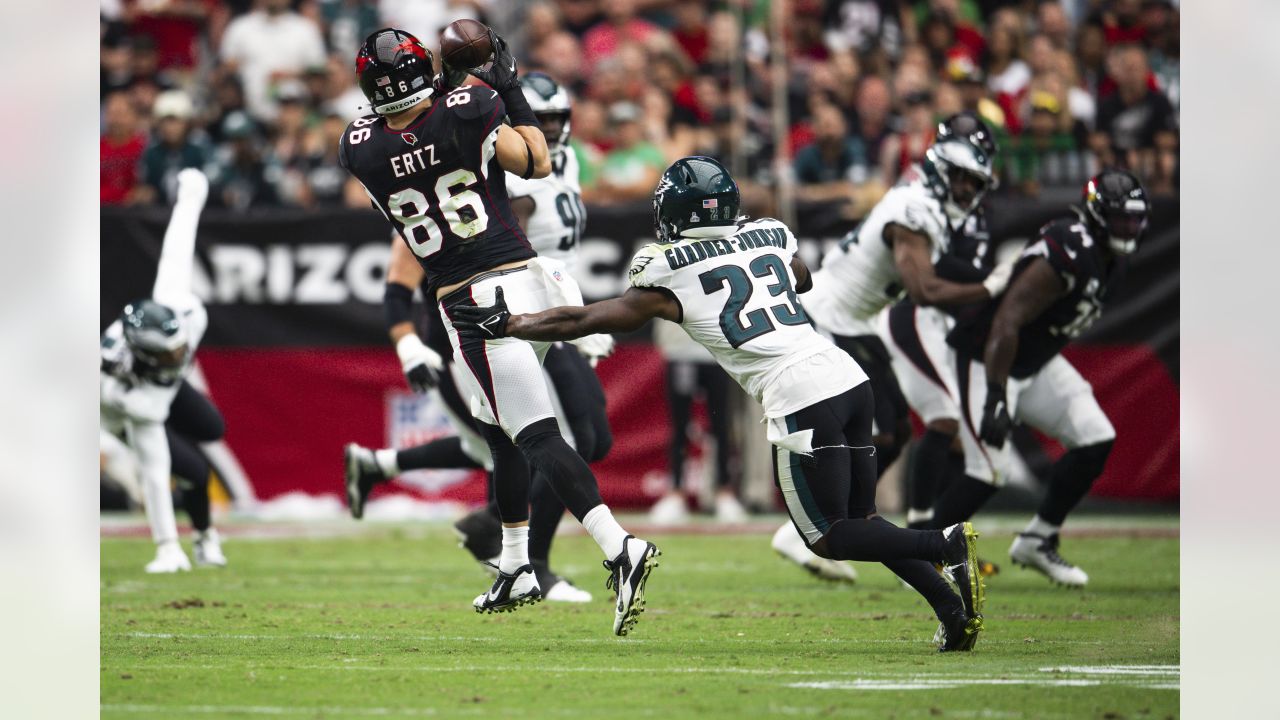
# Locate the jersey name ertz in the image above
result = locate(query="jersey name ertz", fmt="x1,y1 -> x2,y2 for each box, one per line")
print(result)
390,144 -> 440,178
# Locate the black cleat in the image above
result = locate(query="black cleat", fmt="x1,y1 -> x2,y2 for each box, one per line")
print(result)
453,506 -> 502,572
937,522 -> 985,652
343,443 -> 384,520
473,564 -> 542,614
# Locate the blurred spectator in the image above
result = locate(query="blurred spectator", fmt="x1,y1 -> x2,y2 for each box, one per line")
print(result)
121,0 -> 215,75
879,89 -> 934,184
852,76 -> 893,170
1006,91 -> 1092,195
583,101 -> 666,203
1102,0 -> 1146,46
946,54 -> 1007,132
794,103 -> 868,200
101,93 -> 148,206
220,0 -> 326,122
1037,1 -> 1072,51
582,0 -> 662,71
1142,0 -> 1179,113
533,32 -> 588,93
299,114 -> 361,208
267,81 -> 316,205
206,111 -> 280,210
671,4 -> 709,66
556,0 -> 602,37
136,90 -> 209,206
986,20 -> 1030,101
377,0 -> 478,45
101,28 -> 136,98
823,0 -> 904,57
319,0 -> 382,55
1075,18 -> 1109,97
1094,44 -> 1177,165
641,88 -> 698,163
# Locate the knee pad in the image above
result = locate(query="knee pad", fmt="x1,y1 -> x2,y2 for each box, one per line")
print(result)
1064,440 -> 1113,480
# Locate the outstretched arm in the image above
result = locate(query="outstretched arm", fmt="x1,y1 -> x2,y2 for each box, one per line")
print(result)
453,287 -> 680,342
151,169 -> 209,304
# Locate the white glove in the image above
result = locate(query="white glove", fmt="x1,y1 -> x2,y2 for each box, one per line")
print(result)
175,168 -> 210,208
570,333 -> 616,366
982,255 -> 1017,298
396,334 -> 444,393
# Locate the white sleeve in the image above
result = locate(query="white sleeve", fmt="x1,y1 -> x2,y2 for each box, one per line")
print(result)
152,169 -> 209,305
130,420 -> 180,545
504,171 -> 537,199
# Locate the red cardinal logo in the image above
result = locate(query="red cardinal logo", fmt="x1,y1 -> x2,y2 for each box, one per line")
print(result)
401,132 -> 418,145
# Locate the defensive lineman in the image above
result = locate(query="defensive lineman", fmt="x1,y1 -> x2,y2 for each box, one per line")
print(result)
453,157 -> 987,651
771,125 -> 1015,570
100,169 -> 227,572
339,28 -> 656,634
928,170 -> 1150,587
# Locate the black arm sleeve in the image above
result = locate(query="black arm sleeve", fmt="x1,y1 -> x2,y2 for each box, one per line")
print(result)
385,282 -> 415,332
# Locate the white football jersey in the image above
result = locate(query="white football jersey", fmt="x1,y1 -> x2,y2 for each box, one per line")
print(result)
100,292 -> 208,431
505,146 -> 586,270
628,218 -> 867,418
803,173 -> 950,336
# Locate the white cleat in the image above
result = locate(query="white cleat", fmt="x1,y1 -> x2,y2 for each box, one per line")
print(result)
145,541 -> 192,574
544,579 -> 593,603
771,522 -> 857,584
714,491 -> 749,524
1009,532 -> 1089,587
648,493 -> 689,526
605,536 -> 660,636
193,529 -> 228,568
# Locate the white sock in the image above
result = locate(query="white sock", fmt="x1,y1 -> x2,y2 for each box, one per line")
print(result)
374,449 -> 399,476
499,525 -> 530,574
906,508 -> 934,524
1024,515 -> 1060,538
581,504 -> 629,559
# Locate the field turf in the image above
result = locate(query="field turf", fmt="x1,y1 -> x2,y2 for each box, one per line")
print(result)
101,516 -> 1179,719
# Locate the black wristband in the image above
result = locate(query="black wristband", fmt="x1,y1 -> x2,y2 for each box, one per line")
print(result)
384,282 -> 415,331
986,382 -> 1006,402
521,144 -> 535,179
501,85 -> 539,127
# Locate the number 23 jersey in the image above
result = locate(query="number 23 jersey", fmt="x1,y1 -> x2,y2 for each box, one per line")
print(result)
628,218 -> 867,418
339,85 -> 534,295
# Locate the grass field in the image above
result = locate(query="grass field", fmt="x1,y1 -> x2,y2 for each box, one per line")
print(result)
101,515 -> 1179,719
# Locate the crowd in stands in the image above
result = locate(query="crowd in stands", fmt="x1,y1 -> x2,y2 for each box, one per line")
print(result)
101,0 -> 1179,213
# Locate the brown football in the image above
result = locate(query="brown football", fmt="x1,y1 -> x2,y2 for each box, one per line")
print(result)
440,18 -> 493,69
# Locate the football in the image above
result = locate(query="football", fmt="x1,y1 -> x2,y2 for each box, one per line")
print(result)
440,18 -> 493,70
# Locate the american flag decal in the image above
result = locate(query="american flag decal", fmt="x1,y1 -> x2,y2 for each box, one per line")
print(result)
702,199 -> 718,208
377,76 -> 391,87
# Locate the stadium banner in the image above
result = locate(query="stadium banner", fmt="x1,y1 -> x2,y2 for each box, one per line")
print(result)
101,196 -> 1179,506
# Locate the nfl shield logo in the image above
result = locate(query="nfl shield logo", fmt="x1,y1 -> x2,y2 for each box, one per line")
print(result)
401,132 -> 417,145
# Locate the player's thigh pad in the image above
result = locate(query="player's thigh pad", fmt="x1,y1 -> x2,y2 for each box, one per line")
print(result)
882,304 -> 961,424
1015,355 -> 1115,448
440,268 -> 556,438
954,354 -> 1023,486
772,394 -> 856,545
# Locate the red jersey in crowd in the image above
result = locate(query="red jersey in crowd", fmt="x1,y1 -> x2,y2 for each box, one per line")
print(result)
101,133 -> 147,205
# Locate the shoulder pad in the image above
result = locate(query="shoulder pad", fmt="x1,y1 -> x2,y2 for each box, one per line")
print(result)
739,217 -> 799,254
628,243 -> 671,289
444,85 -> 505,122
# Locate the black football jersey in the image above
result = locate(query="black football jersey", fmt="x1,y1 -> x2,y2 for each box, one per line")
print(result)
339,85 -> 534,295
948,216 -> 1124,378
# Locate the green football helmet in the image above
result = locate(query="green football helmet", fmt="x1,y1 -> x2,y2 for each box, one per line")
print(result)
652,156 -> 740,244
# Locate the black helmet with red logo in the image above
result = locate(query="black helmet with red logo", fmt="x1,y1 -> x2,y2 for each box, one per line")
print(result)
356,28 -> 437,116
1083,169 -> 1149,255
